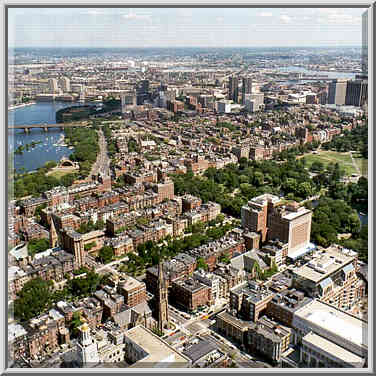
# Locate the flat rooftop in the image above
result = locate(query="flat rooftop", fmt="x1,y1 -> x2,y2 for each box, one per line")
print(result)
125,326 -> 191,368
292,247 -> 356,283
182,339 -> 217,363
294,299 -> 368,349
119,276 -> 144,291
302,332 -> 365,367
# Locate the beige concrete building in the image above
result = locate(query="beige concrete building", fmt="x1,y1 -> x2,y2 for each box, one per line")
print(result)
124,326 -> 191,368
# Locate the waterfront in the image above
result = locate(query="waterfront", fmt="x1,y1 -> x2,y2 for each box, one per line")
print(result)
8,101 -> 80,172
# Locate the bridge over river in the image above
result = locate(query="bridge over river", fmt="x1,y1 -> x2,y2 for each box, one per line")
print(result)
8,122 -> 89,133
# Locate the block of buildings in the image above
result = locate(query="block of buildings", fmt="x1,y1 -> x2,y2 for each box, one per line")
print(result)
291,246 -> 365,310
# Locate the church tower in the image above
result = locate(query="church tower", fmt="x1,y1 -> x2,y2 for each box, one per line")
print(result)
156,260 -> 169,333
77,320 -> 99,367
49,217 -> 58,248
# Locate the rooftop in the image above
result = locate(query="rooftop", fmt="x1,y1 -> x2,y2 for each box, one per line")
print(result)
292,247 -> 357,283
181,339 -> 217,363
294,299 -> 368,349
302,332 -> 365,366
124,326 -> 190,368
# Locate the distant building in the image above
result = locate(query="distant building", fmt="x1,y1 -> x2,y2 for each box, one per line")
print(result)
244,93 -> 264,112
217,100 -> 232,114
121,91 -> 137,111
328,79 -> 348,105
228,76 -> 239,103
59,77 -> 71,93
345,80 -> 368,107
242,76 -> 253,104
48,78 -> 59,94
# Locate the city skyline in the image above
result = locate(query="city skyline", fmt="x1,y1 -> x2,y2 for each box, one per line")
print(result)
8,7 -> 366,48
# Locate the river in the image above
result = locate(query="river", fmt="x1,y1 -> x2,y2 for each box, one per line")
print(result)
8,101 -> 82,172
278,65 -> 356,80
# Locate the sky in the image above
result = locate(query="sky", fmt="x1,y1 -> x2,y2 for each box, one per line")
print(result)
8,8 -> 368,48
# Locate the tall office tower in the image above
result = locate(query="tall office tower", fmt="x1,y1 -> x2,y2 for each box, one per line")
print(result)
156,261 -> 169,333
138,79 -> 150,94
136,80 -> 150,105
242,77 -> 253,104
48,78 -> 59,93
345,80 -> 368,107
228,76 -> 239,103
327,79 -> 348,105
59,76 -> 71,92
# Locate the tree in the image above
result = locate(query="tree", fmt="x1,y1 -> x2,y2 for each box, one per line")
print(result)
219,253 -> 231,264
98,245 -> 114,264
70,311 -> 83,338
14,278 -> 53,322
310,161 -> 324,172
297,182 -> 313,199
196,257 -> 209,271
27,238 -> 50,257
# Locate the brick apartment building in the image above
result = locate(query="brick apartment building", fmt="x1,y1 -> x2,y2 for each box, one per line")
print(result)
170,277 -> 211,311
117,276 -> 147,308
241,194 -> 312,256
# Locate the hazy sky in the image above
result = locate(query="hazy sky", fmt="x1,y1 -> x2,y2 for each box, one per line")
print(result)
8,8 -> 367,48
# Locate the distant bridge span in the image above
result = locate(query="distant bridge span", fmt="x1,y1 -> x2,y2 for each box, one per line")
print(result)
8,122 -> 89,133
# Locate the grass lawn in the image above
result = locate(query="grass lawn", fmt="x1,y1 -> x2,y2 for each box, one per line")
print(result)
47,169 -> 74,179
354,157 -> 368,177
302,151 -> 357,176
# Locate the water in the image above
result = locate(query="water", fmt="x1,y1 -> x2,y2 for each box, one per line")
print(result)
8,102 -> 82,172
358,213 -> 368,226
278,66 -> 356,80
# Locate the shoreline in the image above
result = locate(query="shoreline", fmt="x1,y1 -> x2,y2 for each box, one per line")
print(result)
8,102 -> 36,111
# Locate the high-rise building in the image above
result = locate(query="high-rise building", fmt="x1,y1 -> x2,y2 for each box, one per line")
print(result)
327,79 -> 348,105
136,80 -> 150,105
345,80 -> 368,107
228,76 -> 239,103
155,260 -> 169,333
137,80 -> 150,95
48,78 -> 59,93
241,194 -> 312,257
59,77 -> 71,92
242,77 -> 253,104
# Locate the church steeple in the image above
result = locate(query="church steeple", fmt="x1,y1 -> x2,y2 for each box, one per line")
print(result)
156,259 -> 169,333
49,217 -> 58,248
